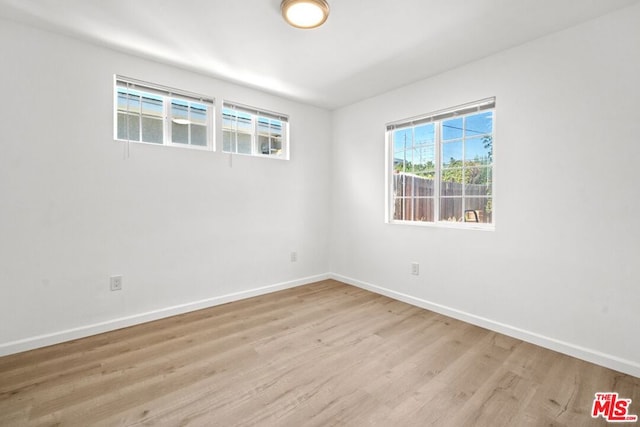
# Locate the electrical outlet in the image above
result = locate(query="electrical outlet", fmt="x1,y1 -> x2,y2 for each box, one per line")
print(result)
290,251 -> 297,262
110,275 -> 123,291
411,262 -> 419,276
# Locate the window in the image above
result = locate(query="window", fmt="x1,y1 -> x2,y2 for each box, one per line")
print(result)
115,76 -> 214,149
222,102 -> 289,159
387,98 -> 495,228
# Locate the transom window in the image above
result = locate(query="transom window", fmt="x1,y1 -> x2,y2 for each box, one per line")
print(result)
115,76 -> 214,149
222,102 -> 289,159
386,98 -> 495,228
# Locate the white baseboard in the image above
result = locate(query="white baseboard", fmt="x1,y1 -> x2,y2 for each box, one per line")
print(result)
331,273 -> 640,379
0,273 -> 330,358
3,272 -> 638,379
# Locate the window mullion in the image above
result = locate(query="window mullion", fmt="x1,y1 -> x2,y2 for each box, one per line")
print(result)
125,91 -> 132,142
252,116 -> 258,155
434,121 -> 441,223
187,103 -> 192,146
461,116 -> 466,216
164,99 -> 170,145
214,105 -> 219,151
136,94 -> 143,142
234,114 -> 239,153
410,126 -> 415,221
269,120 -> 273,154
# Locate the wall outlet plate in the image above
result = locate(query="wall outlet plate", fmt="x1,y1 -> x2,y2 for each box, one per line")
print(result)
110,275 -> 123,291
411,262 -> 419,276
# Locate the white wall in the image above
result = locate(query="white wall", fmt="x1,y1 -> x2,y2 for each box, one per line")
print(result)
330,4 -> 640,377
2,4 -> 639,378
0,19 -> 332,353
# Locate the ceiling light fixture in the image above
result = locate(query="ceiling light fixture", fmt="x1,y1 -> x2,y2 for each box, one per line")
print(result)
281,0 -> 330,29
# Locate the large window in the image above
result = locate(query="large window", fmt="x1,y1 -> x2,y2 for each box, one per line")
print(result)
387,98 -> 495,228
115,76 -> 214,149
222,102 -> 289,159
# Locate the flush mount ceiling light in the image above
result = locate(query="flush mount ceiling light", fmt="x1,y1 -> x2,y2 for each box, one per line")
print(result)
281,0 -> 330,29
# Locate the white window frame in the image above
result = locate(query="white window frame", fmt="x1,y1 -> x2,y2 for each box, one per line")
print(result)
222,101 -> 289,160
114,75 -> 215,151
385,98 -> 496,230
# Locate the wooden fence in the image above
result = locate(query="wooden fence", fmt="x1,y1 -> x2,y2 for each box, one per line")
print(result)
393,173 -> 492,223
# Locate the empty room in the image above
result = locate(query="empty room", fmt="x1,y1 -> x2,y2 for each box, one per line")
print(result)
1,0 -> 639,425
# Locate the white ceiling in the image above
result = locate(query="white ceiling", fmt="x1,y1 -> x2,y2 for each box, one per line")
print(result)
1,0 -> 638,109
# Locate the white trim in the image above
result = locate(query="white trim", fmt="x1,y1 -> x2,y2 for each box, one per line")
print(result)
330,273 -> 640,378
223,100 -> 289,123
388,220 -> 495,231
0,274 -> 329,357
116,75 -> 215,105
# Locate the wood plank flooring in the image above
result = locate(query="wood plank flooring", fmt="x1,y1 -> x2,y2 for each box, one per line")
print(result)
0,280 -> 638,426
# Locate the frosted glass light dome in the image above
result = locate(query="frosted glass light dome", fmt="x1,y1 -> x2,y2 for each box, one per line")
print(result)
281,0 -> 330,29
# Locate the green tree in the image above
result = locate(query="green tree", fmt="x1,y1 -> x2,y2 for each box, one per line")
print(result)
442,158 -> 463,183
482,136 -> 493,214
483,135 -> 493,162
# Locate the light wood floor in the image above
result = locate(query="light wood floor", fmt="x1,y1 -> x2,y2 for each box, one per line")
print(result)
1,280 -> 638,426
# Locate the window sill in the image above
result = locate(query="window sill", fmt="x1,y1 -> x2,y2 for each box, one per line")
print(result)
387,220 -> 495,231
222,151 -> 289,161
